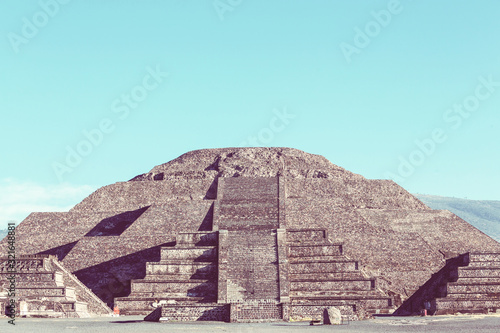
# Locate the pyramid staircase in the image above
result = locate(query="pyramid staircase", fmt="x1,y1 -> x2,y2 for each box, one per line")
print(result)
115,231 -> 228,320
0,255 -> 111,318
133,176 -> 396,322
215,177 -> 284,322
395,252 -> 500,315
286,229 -> 394,321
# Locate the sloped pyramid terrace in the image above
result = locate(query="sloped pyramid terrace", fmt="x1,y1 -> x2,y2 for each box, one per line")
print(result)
2,147 -> 500,321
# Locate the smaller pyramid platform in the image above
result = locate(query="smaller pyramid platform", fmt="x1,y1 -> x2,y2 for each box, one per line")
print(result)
395,252 -> 500,315
0,255 -> 112,318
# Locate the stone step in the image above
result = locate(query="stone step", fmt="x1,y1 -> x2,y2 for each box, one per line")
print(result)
0,272 -> 58,282
15,286 -> 76,300
219,204 -> 278,221
218,219 -> 279,230
435,298 -> 500,315
458,266 -> 500,278
61,301 -> 89,313
115,293 -> 217,314
9,299 -> 89,318
159,303 -> 229,322
220,198 -> 276,206
455,277 -> 500,284
160,247 -> 217,261
443,293 -> 500,299
112,298 -> 156,316
221,177 -> 278,202
290,261 -> 358,273
222,176 -> 277,186
0,257 -> 50,272
126,310 -> 156,316
221,197 -> 278,204
131,279 -> 217,296
286,229 -> 329,244
469,253 -> 500,262
175,232 -> 218,247
121,293 -> 217,301
14,295 -> 78,304
289,303 -> 357,322
15,310 -> 83,319
290,290 -> 385,298
5,281 -> 61,288
115,297 -> 217,315
144,272 -> 217,281
19,310 -> 69,318
146,262 -> 216,275
467,261 -> 500,268
288,244 -> 342,257
447,282 -> 500,294
291,294 -> 393,309
119,295 -> 215,302
133,278 -> 215,284
221,194 -> 278,203
291,279 -> 375,292
288,256 -> 353,263
362,299 -> 395,310
290,271 -> 366,281
229,302 -> 284,322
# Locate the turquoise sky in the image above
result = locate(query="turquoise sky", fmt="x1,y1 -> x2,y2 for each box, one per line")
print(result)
1,0 -> 499,228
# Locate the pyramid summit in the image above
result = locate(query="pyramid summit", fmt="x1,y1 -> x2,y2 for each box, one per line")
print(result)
131,147 -> 360,181
2,147 -> 500,321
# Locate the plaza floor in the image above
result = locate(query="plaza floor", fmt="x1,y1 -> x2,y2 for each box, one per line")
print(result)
3,314 -> 500,333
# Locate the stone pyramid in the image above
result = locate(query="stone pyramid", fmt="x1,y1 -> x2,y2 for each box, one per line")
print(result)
2,147 -> 500,321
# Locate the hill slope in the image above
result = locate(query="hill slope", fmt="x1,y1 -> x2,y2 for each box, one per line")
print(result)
415,194 -> 500,242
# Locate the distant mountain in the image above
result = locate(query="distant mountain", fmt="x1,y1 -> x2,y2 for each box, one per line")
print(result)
414,194 -> 500,242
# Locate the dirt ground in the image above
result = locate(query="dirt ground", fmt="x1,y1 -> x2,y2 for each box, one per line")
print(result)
3,314 -> 500,333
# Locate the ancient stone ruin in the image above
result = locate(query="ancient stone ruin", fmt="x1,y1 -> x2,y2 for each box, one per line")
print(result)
2,147 -> 500,321
0,255 -> 111,318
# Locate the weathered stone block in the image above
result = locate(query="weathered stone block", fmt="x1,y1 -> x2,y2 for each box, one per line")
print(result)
324,306 -> 342,325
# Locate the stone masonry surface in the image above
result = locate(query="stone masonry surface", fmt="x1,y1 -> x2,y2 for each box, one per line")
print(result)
2,147 -> 500,321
